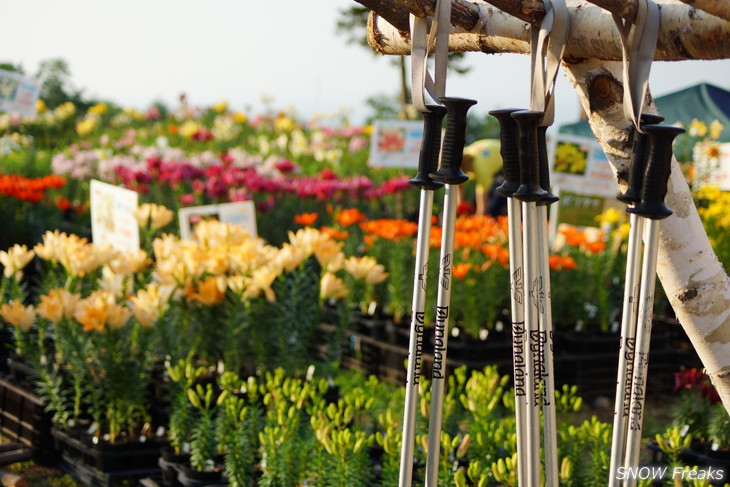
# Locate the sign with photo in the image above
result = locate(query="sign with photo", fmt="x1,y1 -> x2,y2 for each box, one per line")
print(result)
90,180 -> 140,252
550,134 -> 616,199
178,201 -> 257,240
693,142 -> 730,191
0,70 -> 41,118
549,134 -> 621,230
368,120 -> 424,169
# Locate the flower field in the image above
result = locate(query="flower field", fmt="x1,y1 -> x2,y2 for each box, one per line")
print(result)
0,100 -> 728,486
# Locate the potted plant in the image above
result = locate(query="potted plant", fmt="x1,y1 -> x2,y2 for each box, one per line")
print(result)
179,383 -> 226,486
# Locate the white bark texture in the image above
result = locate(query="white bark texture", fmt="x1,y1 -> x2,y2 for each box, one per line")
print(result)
679,0 -> 730,21
368,0 -> 730,61
565,60 -> 730,415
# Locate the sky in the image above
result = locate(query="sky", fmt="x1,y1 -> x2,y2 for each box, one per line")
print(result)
3,0 -> 730,128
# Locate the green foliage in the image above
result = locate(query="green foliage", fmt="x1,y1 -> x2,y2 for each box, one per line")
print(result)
217,387 -> 255,487
558,416 -> 612,487
554,384 -> 584,413
188,383 -> 219,471
167,358 -> 206,454
35,58 -> 89,110
274,256 -> 321,373
671,389 -> 712,442
656,426 -> 693,468
466,111 -> 501,145
708,403 -> 730,447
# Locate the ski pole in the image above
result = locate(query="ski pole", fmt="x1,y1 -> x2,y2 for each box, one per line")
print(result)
424,96 -> 476,487
399,104 -> 447,487
490,108 -> 528,487
608,113 -> 664,487
512,110 -> 548,487
623,124 -> 684,487
535,124 -> 560,487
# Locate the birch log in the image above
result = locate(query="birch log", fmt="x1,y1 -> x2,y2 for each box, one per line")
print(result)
367,0 -> 730,61
679,0 -> 730,21
564,61 -> 730,414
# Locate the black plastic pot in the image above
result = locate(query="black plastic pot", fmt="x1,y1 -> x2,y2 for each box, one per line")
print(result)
0,376 -> 55,463
178,465 -> 227,487
159,446 -> 190,487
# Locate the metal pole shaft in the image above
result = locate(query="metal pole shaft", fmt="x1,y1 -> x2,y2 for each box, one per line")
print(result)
506,197 -> 528,487
424,183 -> 458,487
536,205 -> 558,486
623,219 -> 661,487
521,200 -> 542,487
608,213 -> 644,487
399,189 -> 435,487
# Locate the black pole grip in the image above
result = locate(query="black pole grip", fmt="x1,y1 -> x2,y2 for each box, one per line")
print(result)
409,105 -> 447,191
512,110 -> 548,203
431,97 -> 477,185
617,113 -> 665,205
489,108 -> 522,198
537,125 -> 559,206
627,124 -> 685,220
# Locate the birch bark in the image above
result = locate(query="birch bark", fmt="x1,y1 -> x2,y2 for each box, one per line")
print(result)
564,60 -> 730,415
678,0 -> 730,21
367,1 -> 730,61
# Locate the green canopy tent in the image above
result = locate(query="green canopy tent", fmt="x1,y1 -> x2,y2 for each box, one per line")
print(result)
559,82 -> 730,142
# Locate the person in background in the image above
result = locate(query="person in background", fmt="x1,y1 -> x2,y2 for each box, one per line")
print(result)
459,139 -> 507,216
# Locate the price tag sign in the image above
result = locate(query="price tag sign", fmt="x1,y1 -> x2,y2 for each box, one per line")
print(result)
90,180 -> 140,252
368,120 -> 424,169
178,201 -> 257,240
0,70 -> 41,118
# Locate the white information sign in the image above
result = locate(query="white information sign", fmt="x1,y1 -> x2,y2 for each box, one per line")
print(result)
368,120 -> 423,169
550,134 -> 616,198
0,70 -> 41,118
694,142 -> 730,191
178,201 -> 257,240
90,180 -> 140,252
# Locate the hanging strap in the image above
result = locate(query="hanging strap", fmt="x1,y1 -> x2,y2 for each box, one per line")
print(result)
410,0 -> 452,113
529,0 -> 570,127
612,0 -> 660,131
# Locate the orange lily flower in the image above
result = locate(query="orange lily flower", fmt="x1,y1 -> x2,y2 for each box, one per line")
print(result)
294,212 -> 318,226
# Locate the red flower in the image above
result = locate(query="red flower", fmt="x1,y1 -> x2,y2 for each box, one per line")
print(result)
674,368 -> 720,404
456,201 -> 475,216
274,159 -> 296,174
56,196 -> 72,211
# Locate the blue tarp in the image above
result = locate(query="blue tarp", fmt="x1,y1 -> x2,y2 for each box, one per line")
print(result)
559,83 -> 730,142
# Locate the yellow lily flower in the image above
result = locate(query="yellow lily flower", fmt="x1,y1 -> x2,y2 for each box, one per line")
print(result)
0,300 -> 35,331
344,256 -> 389,285
0,244 -> 35,279
75,291 -> 114,332
320,273 -> 349,300
185,276 -> 227,306
127,284 -> 174,327
243,265 -> 279,303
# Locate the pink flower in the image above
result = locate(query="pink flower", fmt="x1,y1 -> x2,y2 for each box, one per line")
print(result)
348,136 -> 368,153
180,193 -> 195,206
320,169 -> 337,181
228,188 -> 250,202
146,106 -> 160,121
256,196 -> 275,213
192,180 -> 205,194
274,158 -> 296,174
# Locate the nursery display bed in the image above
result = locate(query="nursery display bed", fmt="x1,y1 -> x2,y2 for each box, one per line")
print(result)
0,377 -> 54,463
